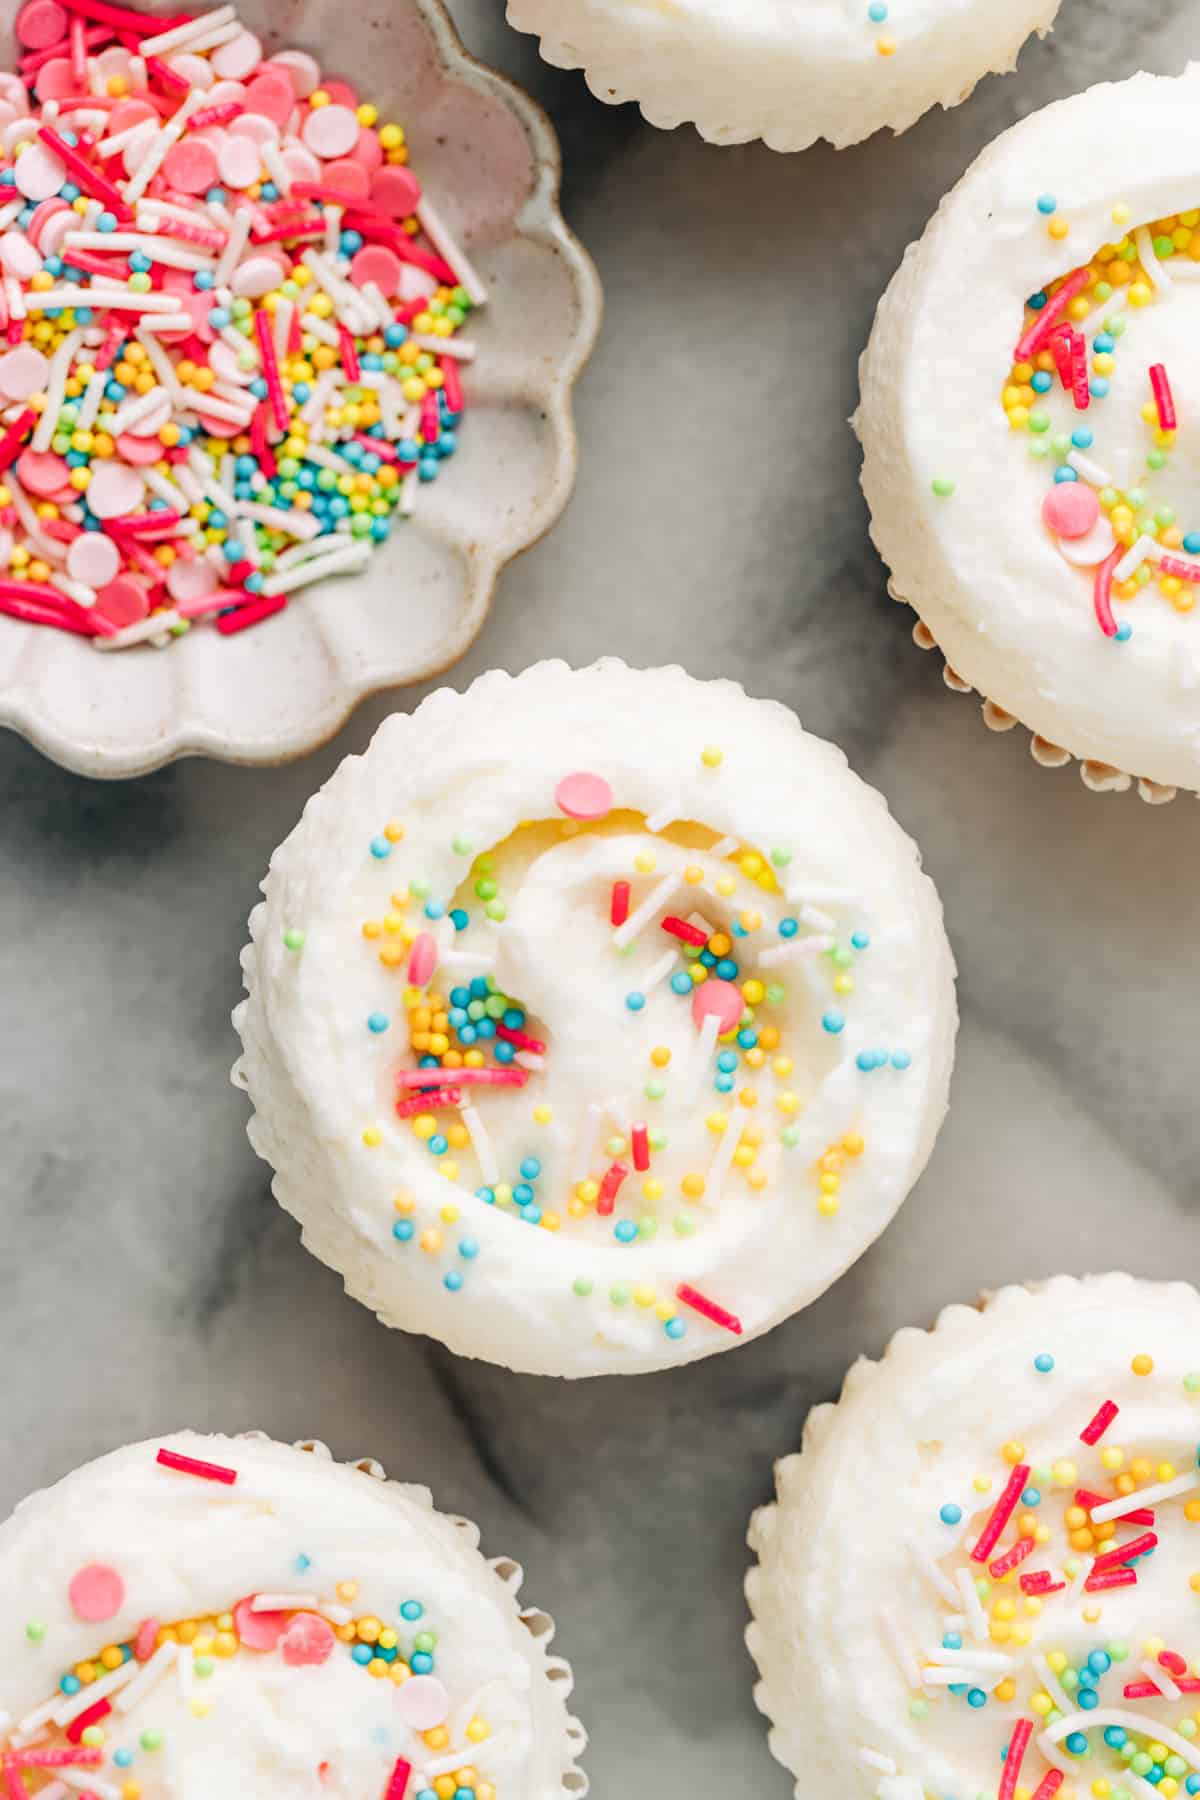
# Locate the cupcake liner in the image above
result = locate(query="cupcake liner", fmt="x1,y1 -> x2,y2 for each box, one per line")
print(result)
894,586 -> 1182,805
744,1271 -> 1200,1796
506,0 -> 1061,154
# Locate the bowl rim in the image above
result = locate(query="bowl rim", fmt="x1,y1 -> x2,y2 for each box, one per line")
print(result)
0,0 -> 604,780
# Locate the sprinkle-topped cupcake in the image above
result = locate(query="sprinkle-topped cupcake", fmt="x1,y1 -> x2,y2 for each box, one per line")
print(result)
860,69 -> 1200,799
507,0 -> 1062,153
0,1431 -> 588,1799
234,661 -> 957,1376
747,1273 -> 1200,1800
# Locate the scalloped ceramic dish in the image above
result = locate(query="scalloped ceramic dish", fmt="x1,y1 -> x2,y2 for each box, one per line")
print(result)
0,0 -> 601,777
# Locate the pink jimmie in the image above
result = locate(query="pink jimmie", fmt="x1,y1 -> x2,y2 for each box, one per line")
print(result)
496,1023 -> 545,1055
676,1284 -> 742,1335
395,1066 -> 529,1089
997,1721 -> 1032,1800
969,1464 -> 1030,1563
395,1086 -> 462,1118
1093,543 -> 1123,639
1150,362 -> 1177,430
254,305 -> 290,432
1014,268 -> 1092,363
595,1161 -> 627,1217
1079,1399 -> 1118,1445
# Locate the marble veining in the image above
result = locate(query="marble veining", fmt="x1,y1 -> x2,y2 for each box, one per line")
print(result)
1,0 -> 1199,1792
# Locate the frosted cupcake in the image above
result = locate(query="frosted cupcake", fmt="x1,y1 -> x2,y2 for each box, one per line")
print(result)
0,1431 -> 587,1799
505,0 -> 1061,153
234,661 -> 957,1377
860,68 -> 1200,801
747,1273 -> 1200,1800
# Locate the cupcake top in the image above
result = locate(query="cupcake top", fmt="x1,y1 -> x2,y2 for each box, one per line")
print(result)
235,661 -> 957,1377
860,68 -> 1200,796
747,1273 -> 1200,1800
0,1431 -> 586,1800
508,0 -> 1060,152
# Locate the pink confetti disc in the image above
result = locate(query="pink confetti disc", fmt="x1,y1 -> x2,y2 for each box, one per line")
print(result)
26,196 -> 70,249
350,127 -> 384,175
322,79 -> 359,110
233,1597 -> 289,1651
279,1612 -> 336,1667
209,29 -> 263,82
394,1676 -> 450,1730
691,979 -> 744,1034
302,102 -> 359,161
243,71 -> 295,127
68,1563 -> 125,1623
321,157 -> 370,200
1042,483 -> 1101,540
370,165 -> 422,219
29,57 -> 73,101
36,207 -> 76,261
86,461 -> 145,520
162,137 -> 220,196
94,576 -> 151,628
0,346 -> 50,402
15,447 -> 67,495
14,139 -> 65,202
231,252 -> 288,298
107,97 -> 158,135
166,557 -> 219,603
216,132 -> 261,191
350,244 -> 403,295
117,430 -> 172,463
196,411 -> 242,438
555,771 -> 613,820
281,142 -> 322,186
15,0 -> 68,50
266,49 -> 321,98
228,113 -> 279,148
67,532 -> 120,588
0,232 -> 40,279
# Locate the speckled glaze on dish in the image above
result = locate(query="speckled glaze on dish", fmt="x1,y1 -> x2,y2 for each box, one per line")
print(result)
0,0 -> 602,778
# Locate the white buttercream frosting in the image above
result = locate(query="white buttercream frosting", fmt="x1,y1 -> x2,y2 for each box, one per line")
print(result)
860,67 -> 1200,795
506,0 -> 1060,152
233,660 -> 957,1377
0,1432 -> 586,1800
747,1273 -> 1200,1800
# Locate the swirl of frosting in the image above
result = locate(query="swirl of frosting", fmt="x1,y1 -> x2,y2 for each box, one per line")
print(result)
0,1432 -> 586,1800
748,1274 -> 1200,1800
861,69 -> 1200,798
235,661 -> 957,1377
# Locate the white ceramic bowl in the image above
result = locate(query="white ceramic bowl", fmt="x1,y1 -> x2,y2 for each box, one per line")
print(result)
0,0 -> 601,777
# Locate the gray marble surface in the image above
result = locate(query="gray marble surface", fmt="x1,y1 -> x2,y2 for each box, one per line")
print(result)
3,1 -> 1200,1792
